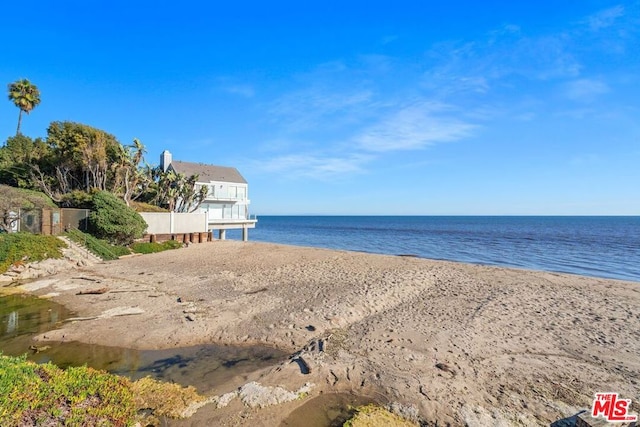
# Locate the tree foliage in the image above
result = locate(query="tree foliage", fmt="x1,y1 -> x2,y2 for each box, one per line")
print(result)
88,191 -> 147,245
5,121 -> 151,205
0,134 -> 48,188
36,121 -> 122,197
0,119 -> 207,216
7,79 -> 41,135
143,168 -> 208,213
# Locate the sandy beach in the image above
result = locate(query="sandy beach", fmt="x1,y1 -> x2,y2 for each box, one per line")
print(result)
8,240 -> 640,426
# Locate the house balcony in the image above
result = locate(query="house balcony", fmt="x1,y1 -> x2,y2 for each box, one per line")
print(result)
207,217 -> 257,229
204,196 -> 250,204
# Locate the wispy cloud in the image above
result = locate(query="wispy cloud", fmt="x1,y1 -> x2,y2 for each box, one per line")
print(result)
248,4 -> 637,181
564,78 -> 609,102
255,152 -> 373,180
586,5 -> 625,31
223,84 -> 255,98
423,31 -> 581,91
355,102 -> 477,152
266,57 -> 402,135
269,87 -> 373,129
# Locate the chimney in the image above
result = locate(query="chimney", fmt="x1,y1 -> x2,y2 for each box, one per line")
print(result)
160,150 -> 172,172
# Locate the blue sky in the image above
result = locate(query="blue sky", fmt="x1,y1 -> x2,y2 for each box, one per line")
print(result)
2,1 -> 639,215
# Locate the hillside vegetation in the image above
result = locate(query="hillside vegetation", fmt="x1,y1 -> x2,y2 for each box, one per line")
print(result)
0,233 -> 66,274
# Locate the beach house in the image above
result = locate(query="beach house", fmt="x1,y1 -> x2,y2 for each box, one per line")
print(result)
159,150 -> 257,240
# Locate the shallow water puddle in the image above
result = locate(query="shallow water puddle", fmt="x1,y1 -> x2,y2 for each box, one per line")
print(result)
2,294 -> 375,425
0,294 -> 286,392
281,393 -> 375,427
0,292 -> 72,355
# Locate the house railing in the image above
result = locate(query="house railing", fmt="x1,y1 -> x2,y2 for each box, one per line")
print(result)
205,195 -> 247,202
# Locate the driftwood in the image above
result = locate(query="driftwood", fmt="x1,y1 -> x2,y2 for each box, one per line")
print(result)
65,306 -> 146,322
109,289 -> 150,293
29,345 -> 51,354
76,287 -> 109,295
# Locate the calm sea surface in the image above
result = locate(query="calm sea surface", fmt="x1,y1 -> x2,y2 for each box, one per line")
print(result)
231,216 -> 640,283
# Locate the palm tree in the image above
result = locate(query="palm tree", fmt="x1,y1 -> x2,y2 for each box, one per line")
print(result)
7,79 -> 41,135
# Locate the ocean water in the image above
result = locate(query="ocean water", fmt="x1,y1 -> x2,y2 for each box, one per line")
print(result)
234,216 -> 640,283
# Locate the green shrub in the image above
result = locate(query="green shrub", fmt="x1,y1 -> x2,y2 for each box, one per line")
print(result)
0,355 -> 207,426
0,233 -> 66,274
129,200 -> 168,212
343,404 -> 418,427
88,191 -> 147,245
0,185 -> 56,232
131,239 -> 183,254
59,189 -> 95,209
0,354 -> 136,427
65,228 -> 130,261
163,239 -> 183,250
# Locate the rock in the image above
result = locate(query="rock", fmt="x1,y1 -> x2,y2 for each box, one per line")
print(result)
215,392 -> 238,408
238,381 -> 314,408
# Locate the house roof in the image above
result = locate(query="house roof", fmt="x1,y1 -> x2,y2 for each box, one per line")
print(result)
169,160 -> 247,184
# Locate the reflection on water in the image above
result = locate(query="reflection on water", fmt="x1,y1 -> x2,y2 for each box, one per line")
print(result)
22,341 -> 287,392
0,294 -> 286,393
7,310 -> 17,333
1,294 -> 372,426
1,293 -> 72,355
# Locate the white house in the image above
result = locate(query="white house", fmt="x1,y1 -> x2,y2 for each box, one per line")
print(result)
160,150 -> 256,240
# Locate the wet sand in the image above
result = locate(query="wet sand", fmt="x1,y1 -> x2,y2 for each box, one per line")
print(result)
9,240 -> 640,426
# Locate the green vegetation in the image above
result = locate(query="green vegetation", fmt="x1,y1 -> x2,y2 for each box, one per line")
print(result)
0,77 -> 211,267
59,189 -> 95,209
3,77 -> 209,212
0,184 -> 56,232
131,240 -> 182,254
343,404 -> 418,427
0,135 -> 49,188
0,233 -> 66,274
0,115 -> 206,212
65,228 -> 130,261
129,200 -> 168,212
152,169 -> 208,213
88,191 -> 147,245
7,79 -> 41,136
37,122 -> 148,204
0,355 -> 209,426
131,377 -> 206,419
0,354 -> 136,426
